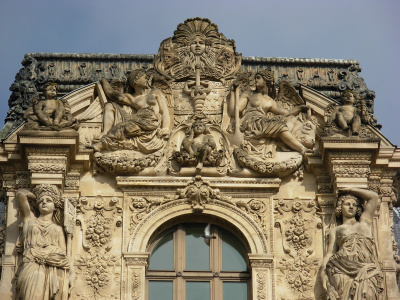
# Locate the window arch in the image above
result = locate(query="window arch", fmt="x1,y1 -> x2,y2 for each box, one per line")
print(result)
146,223 -> 251,300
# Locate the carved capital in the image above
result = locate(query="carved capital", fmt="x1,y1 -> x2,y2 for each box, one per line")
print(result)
123,253 -> 150,267
248,254 -> 273,269
65,173 -> 80,190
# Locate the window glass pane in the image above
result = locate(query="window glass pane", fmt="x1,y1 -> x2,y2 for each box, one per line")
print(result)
223,282 -> 247,300
148,281 -> 173,300
149,232 -> 173,270
186,281 -> 210,300
222,232 -> 247,271
186,225 -> 210,270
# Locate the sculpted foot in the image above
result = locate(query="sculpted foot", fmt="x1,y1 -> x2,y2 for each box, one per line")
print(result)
86,142 -> 103,152
196,162 -> 203,171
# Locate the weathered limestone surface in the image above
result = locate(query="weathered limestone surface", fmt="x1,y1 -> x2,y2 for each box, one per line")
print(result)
0,17 -> 399,299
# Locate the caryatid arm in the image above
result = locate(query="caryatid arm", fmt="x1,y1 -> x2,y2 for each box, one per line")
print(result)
339,187 -> 379,226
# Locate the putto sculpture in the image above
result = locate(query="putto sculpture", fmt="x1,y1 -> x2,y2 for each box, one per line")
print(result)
174,115 -> 223,170
328,90 -> 361,135
24,83 -> 76,131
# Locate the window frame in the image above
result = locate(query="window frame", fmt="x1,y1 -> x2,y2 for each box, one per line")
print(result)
146,223 -> 251,300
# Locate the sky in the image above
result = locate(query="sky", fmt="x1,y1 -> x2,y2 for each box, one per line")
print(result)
0,0 -> 399,145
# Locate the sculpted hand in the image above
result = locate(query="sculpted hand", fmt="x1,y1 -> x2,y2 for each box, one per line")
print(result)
17,188 -> 36,200
299,105 -> 311,112
157,128 -> 170,138
321,275 -> 327,291
338,187 -> 353,194
68,269 -> 76,294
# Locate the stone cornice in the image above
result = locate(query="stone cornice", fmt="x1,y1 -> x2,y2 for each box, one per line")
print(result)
25,52 -> 358,67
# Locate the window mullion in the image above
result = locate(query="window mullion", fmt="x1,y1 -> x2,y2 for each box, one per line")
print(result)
211,226 -> 222,300
175,225 -> 185,300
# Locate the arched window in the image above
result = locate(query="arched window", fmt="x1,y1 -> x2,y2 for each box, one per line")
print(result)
147,223 -> 251,300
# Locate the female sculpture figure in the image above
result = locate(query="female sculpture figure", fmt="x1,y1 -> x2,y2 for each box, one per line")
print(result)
16,185 -> 71,300
229,70 -> 311,155
320,188 -> 382,299
89,69 -> 170,153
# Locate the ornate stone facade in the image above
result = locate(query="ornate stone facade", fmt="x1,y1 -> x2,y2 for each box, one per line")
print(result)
0,17 -> 399,300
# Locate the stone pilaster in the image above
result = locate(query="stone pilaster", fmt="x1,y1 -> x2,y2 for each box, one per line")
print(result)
123,252 -> 150,300
249,254 -> 274,300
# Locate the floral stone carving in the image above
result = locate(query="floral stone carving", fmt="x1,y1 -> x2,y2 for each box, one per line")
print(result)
76,196 -> 122,252
236,198 -> 269,238
275,199 -> 322,297
75,251 -> 120,299
74,196 -> 122,299
129,196 -> 166,234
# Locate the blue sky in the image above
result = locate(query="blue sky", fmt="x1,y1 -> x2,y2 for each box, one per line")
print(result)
0,0 -> 399,145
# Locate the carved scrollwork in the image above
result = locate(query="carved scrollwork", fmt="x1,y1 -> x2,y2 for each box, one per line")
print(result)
236,198 -> 269,237
256,272 -> 267,300
28,157 -> 67,172
168,175 -> 232,212
0,188 -> 6,257
129,196 -> 164,233
131,269 -> 141,300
